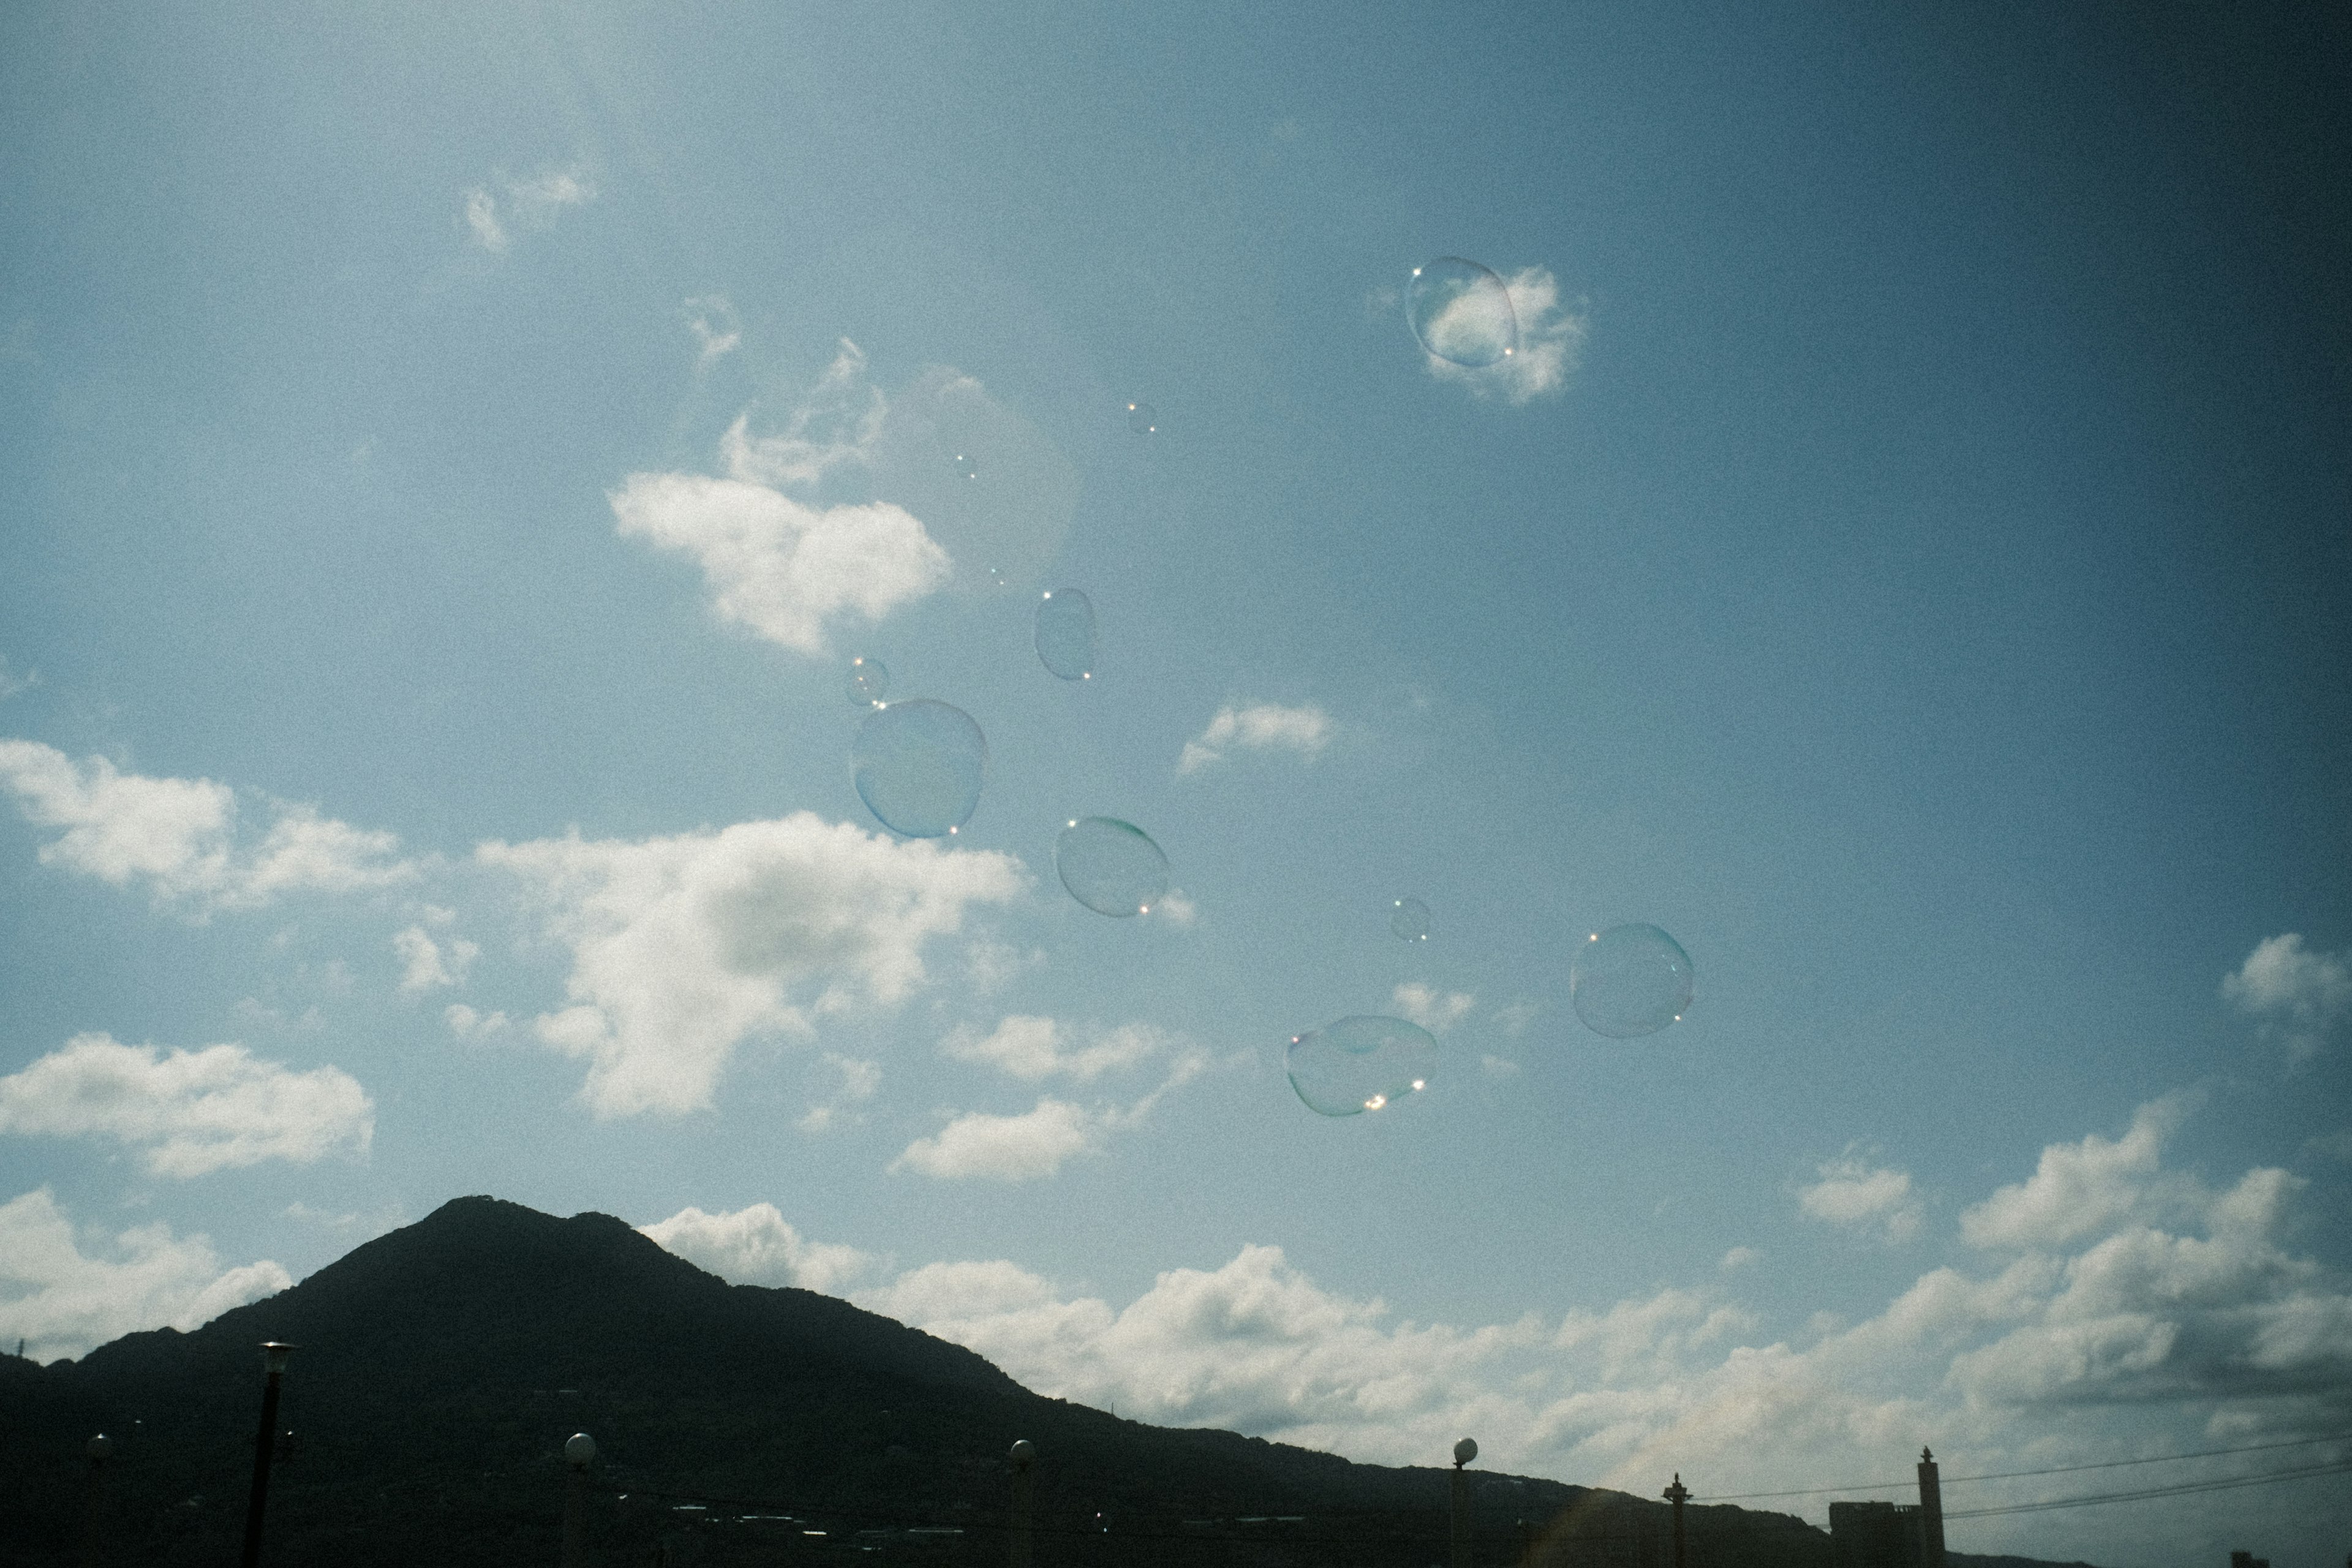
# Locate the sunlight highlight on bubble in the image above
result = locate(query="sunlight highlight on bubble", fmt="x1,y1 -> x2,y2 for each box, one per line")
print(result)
1035,589 -> 1097,682
1055,816 -> 1169,917
1286,1016 -> 1439,1117
952,451 -> 979,480
1391,897 -> 1430,943
1569,923 -> 1694,1038
851,699 -> 987,839
846,656 -> 889,708
1125,400 -> 1159,434
1406,257 -> 1519,369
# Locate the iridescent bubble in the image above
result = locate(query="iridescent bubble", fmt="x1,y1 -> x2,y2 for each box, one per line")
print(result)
951,451 -> 979,480
1390,897 -> 1430,943
846,656 -> 889,707
1406,257 -> 1518,369
1286,1016 -> 1438,1117
851,699 -> 986,839
1125,400 -> 1159,435
1035,589 -> 1096,682
1570,924 -> 1695,1038
1055,816 -> 1169,917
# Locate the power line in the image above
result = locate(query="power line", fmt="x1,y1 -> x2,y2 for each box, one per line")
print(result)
1692,1430 -> 2352,1502
1945,1457 -> 2352,1520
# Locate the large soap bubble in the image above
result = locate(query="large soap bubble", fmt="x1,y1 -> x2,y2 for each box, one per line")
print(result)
868,368 -> 1081,594
1055,816 -> 1167,916
1391,897 -> 1430,943
1035,589 -> 1097,681
846,656 -> 889,707
851,699 -> 986,838
1286,1016 -> 1438,1117
1406,258 -> 1519,369
1570,924 -> 1694,1038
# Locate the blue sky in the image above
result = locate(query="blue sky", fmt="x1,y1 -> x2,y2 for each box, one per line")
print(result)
2,4 -> 2348,1562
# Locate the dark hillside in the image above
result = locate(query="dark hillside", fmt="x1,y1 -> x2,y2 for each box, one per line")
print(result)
0,1198 -> 2094,1568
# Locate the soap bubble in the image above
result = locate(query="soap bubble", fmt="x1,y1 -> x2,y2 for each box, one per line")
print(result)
1286,1016 -> 1438,1117
951,451 -> 979,480
1570,924 -> 1694,1038
868,368 -> 1080,595
1390,897 -> 1430,943
846,656 -> 889,707
1055,816 -> 1169,917
1035,589 -> 1096,681
1406,257 -> 1518,369
851,699 -> 986,839
1125,400 -> 1159,434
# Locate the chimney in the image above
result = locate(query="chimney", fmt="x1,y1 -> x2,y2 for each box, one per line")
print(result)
1915,1449 -> 1947,1568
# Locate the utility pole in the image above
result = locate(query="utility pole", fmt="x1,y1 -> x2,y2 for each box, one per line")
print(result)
1916,1449 -> 1947,1568
80,1434 -> 111,1568
562,1433 -> 596,1568
1662,1474 -> 1689,1568
238,1343 -> 295,1568
1452,1438 -> 1477,1568
1009,1439 -> 1035,1568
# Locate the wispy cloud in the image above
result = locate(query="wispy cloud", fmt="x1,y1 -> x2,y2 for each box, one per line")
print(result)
2223,932 -> 2351,1066
1392,982 -> 1474,1034
393,924 -> 477,993
1176,701 -> 1333,775
1796,1152 -> 1924,1243
684,295 -> 741,366
0,655 -> 36,701
891,1052 -> 1207,1183
0,741 -> 416,916
941,1016 -> 1177,1082
800,1052 -> 881,1133
0,1033 -> 373,1177
461,163 -> 596,255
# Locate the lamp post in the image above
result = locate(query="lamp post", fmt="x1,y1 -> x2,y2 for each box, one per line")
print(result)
562,1432 -> 596,1568
80,1434 -> 111,1568
238,1343 -> 295,1568
1661,1475 -> 1688,1568
1008,1439 -> 1036,1568
1450,1437 -> 1477,1568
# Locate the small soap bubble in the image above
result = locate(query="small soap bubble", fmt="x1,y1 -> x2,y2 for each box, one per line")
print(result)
846,656 -> 889,707
1390,897 -> 1430,943
1035,589 -> 1097,682
1406,257 -> 1519,368
851,699 -> 987,839
1286,1016 -> 1438,1117
1055,816 -> 1169,917
951,452 -> 979,480
1570,923 -> 1695,1038
1125,401 -> 1159,435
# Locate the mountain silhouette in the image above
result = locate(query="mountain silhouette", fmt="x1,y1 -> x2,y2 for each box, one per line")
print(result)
0,1197 -> 2100,1567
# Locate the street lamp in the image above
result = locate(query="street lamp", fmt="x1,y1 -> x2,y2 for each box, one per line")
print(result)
1450,1438 -> 1477,1568
238,1343 -> 295,1568
1008,1439 -> 1036,1568
562,1433 -> 597,1568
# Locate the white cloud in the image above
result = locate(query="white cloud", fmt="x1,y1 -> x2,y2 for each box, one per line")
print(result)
891,1050 -> 1205,1182
1959,1094 -> 2195,1251
2223,932 -> 2351,1065
684,294 -> 741,364
0,741 -> 415,915
799,1051 -> 881,1133
941,1016 -> 1172,1082
462,163 -> 595,255
1392,982 -> 1473,1035
1176,702 -> 1333,775
1797,1154 -> 1924,1244
444,1003 -> 510,1039
639,1202 -> 878,1294
0,655 -> 36,700
659,1098 -> 2352,1562
393,924 -> 477,993
1152,888 -> 1199,927
0,1033 -> 374,1178
890,1097 -> 1107,1182
1491,1000 -> 1540,1037
0,1189 -> 290,1363
478,812 -> 1025,1117
1421,266 -> 1587,405
611,473 -> 949,657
